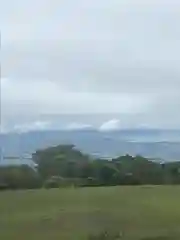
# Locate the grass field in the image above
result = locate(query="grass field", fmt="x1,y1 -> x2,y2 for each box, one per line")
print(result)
0,186 -> 180,239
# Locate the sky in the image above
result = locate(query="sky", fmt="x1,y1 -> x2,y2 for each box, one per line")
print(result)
1,0 -> 180,132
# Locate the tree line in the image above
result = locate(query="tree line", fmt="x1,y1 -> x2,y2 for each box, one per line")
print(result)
1,144 -> 180,190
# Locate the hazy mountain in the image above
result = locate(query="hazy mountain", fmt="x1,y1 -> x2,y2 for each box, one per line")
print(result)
1,129 -> 180,161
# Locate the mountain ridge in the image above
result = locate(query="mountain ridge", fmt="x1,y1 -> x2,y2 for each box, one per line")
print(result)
1,129 -> 180,161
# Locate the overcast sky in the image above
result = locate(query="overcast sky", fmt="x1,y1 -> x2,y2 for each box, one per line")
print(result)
1,0 -> 180,131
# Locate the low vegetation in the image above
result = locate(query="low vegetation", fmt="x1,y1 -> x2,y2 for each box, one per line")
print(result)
0,186 -> 180,239
1,145 -> 180,239
1,144 -> 180,190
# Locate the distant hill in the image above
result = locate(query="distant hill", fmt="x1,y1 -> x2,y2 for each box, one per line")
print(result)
1,129 -> 180,161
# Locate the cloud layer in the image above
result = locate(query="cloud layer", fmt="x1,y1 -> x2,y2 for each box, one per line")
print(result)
99,119 -> 121,131
1,0 -> 180,130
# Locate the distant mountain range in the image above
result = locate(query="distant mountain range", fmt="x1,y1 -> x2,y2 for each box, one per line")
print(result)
1,129 -> 180,161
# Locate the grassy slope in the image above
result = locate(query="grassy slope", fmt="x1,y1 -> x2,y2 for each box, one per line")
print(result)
0,186 -> 180,240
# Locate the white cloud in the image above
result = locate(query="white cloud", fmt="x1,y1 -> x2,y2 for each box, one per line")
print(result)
65,122 -> 93,130
1,78 -> 151,116
0,125 -> 8,134
1,0 -> 180,129
99,119 -> 121,131
13,121 -> 50,133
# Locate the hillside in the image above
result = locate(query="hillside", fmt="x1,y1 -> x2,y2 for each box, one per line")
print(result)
1,129 -> 180,161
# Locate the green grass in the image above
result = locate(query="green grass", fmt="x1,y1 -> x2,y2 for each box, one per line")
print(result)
0,186 -> 180,239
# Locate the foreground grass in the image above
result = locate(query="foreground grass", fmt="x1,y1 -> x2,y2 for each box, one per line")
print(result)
0,186 -> 180,239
